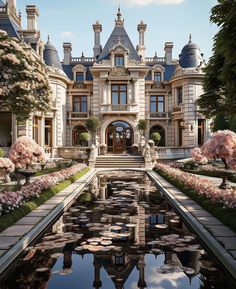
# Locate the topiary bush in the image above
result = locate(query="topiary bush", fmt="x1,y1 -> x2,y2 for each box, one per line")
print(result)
150,132 -> 161,145
79,132 -> 91,146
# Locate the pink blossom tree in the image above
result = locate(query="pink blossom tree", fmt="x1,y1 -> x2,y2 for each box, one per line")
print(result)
201,130 -> 236,170
0,30 -> 51,120
9,136 -> 47,169
191,147 -> 208,164
0,158 -> 15,182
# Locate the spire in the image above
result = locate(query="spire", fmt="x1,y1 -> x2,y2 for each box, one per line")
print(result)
189,33 -> 192,43
47,35 -> 50,43
117,5 -> 121,20
115,6 -> 124,27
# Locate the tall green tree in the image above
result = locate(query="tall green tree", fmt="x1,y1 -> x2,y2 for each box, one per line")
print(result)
197,0 -> 236,121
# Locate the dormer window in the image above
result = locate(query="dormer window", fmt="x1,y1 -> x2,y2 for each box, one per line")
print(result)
154,72 -> 161,83
115,55 -> 124,66
76,72 -> 84,82
152,64 -> 165,83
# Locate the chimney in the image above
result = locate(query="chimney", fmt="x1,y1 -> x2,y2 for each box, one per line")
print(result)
26,5 -> 39,31
137,20 -> 147,60
63,42 -> 72,65
93,20 -> 102,59
164,42 -> 173,65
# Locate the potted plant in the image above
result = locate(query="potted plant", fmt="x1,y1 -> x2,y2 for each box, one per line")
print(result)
137,119 -> 147,137
79,132 -> 91,146
150,132 -> 161,146
85,116 -> 101,144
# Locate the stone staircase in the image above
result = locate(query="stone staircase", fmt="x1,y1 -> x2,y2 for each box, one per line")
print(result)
95,155 -> 145,168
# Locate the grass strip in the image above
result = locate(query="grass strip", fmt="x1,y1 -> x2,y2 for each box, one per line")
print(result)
0,167 -> 90,233
154,169 -> 236,233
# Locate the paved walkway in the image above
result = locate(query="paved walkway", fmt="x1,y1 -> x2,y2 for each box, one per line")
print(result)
0,168 -> 96,274
148,170 -> 236,278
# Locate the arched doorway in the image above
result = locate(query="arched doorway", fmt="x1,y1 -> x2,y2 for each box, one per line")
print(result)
106,121 -> 133,154
72,125 -> 88,146
150,125 -> 165,146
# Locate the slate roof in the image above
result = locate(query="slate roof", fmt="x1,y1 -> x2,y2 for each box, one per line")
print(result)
0,18 -> 21,38
145,64 -> 176,81
179,37 -> 203,68
43,39 -> 63,70
98,25 -> 140,62
62,63 -> 93,81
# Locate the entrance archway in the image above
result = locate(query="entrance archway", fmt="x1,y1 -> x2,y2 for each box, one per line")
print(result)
106,121 -> 133,154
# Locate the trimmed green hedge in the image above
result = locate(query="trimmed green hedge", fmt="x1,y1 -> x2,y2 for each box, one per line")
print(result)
182,168 -> 236,183
154,169 -> 236,233
0,167 -> 90,232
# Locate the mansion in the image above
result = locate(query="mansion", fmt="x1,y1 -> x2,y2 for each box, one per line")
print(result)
0,0 -> 211,159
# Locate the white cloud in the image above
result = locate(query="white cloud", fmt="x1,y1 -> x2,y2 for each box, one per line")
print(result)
113,0 -> 184,7
61,32 -> 75,38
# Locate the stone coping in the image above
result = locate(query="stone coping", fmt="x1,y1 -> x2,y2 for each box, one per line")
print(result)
147,170 -> 236,279
0,168 -> 96,275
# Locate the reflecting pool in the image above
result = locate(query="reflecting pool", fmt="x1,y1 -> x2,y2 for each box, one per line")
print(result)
1,171 -> 235,289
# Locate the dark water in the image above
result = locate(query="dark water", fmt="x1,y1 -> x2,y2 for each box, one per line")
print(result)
1,171 -> 235,289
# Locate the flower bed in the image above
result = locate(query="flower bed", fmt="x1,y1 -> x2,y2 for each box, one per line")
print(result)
155,163 -> 236,209
0,163 -> 87,215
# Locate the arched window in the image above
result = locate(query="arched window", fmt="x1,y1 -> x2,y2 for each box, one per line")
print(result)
150,125 -> 165,146
72,125 -> 88,146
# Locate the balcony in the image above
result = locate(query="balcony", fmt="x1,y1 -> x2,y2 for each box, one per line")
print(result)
100,104 -> 139,115
172,104 -> 184,120
148,112 -> 171,119
67,112 -> 89,119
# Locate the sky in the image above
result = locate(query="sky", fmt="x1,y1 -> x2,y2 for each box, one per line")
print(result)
16,0 -> 218,61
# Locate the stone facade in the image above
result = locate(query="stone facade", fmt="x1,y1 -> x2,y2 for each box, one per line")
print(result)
0,1 -> 211,158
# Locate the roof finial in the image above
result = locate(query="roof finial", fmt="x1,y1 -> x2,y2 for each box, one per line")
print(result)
117,5 -> 121,20
47,35 -> 50,43
189,34 -> 192,43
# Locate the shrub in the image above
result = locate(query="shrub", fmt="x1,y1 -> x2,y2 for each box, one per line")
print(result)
80,132 -> 91,146
150,132 -> 161,145
0,148 -> 4,158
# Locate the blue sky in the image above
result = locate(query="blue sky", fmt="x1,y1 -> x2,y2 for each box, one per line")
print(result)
16,0 -> 218,61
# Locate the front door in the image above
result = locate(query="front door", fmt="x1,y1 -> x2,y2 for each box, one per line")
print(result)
106,121 -> 133,154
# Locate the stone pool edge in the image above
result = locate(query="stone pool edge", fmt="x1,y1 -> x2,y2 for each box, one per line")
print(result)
0,168 -> 97,276
147,170 -> 236,280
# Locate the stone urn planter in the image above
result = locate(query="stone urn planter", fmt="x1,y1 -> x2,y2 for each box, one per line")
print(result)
19,169 -> 37,185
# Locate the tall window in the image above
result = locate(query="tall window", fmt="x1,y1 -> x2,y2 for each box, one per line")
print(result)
45,118 -> 53,147
150,95 -> 165,112
73,96 -> 87,112
154,72 -> 161,82
115,55 -> 124,66
33,117 -> 40,144
111,84 -> 127,105
176,86 -> 183,104
76,72 -> 84,82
